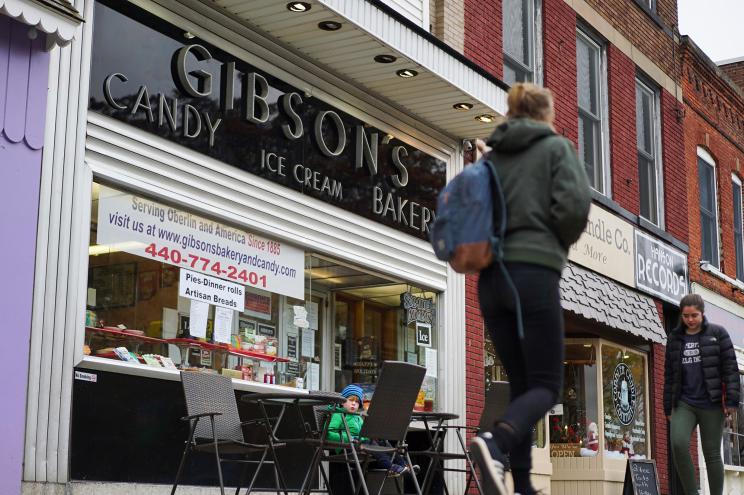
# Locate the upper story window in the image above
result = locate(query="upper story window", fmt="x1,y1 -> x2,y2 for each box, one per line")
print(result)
733,175 -> 744,281
636,79 -> 663,226
645,0 -> 656,11
503,0 -> 541,85
576,29 -> 609,194
697,148 -> 720,268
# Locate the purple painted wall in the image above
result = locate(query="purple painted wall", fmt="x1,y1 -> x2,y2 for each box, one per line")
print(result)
0,15 -> 49,494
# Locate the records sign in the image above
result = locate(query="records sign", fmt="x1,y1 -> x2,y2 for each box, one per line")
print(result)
635,231 -> 688,305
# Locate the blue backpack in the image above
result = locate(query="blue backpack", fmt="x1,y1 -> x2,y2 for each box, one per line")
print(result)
429,157 -> 506,274
429,155 -> 526,339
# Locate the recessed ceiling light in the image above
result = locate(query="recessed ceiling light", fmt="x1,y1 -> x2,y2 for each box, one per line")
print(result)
374,54 -> 397,64
396,69 -> 418,78
475,114 -> 496,123
318,20 -> 342,31
183,31 -> 196,39
453,103 -> 473,111
287,2 -> 311,12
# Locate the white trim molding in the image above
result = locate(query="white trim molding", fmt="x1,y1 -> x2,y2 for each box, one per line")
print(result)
0,0 -> 82,47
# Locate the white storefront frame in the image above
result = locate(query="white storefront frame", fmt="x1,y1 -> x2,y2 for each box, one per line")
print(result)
24,0 -> 467,489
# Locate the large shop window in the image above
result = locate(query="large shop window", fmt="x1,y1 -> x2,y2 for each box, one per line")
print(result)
550,340 -> 648,459
84,183 -> 440,406
723,374 -> 744,467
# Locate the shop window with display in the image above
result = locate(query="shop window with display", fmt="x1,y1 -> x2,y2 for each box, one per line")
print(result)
723,374 -> 744,467
550,343 -> 599,457
331,273 -> 439,411
84,182 -> 439,395
549,340 -> 649,459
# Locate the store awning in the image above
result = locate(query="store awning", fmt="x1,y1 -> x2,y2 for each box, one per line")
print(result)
207,0 -> 508,139
561,263 -> 666,344
1,0 -> 83,47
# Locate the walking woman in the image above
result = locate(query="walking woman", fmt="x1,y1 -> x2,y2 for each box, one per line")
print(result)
664,294 -> 740,495
469,83 -> 591,495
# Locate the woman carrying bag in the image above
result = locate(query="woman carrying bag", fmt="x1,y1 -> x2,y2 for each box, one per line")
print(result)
469,83 -> 591,495
664,294 -> 740,495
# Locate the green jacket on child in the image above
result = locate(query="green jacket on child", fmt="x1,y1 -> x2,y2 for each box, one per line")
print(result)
326,407 -> 368,444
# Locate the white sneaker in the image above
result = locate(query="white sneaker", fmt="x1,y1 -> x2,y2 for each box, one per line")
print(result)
470,433 -> 509,495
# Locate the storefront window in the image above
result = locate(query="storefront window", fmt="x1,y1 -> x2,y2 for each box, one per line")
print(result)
723,374 -> 744,467
550,343 -> 599,457
85,183 -> 439,394
332,277 -> 438,410
601,344 -> 648,459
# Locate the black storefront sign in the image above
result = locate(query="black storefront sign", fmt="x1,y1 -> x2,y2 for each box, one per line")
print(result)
88,0 -> 446,240
635,230 -> 688,305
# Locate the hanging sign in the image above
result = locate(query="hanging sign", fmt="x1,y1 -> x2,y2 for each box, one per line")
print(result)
97,185 -> 304,299
635,230 -> 688,305
179,269 -> 244,311
402,293 -> 434,325
415,322 -> 432,347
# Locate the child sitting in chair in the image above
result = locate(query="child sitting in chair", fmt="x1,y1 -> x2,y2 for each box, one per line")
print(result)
327,384 -> 410,477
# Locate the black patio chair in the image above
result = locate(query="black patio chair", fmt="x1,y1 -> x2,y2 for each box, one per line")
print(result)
411,381 -> 511,495
171,371 -> 289,495
305,361 -> 426,495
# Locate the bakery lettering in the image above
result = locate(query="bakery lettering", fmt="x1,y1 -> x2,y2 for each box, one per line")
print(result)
101,45 -> 434,234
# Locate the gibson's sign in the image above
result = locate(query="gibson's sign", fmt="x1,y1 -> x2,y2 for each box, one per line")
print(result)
89,1 -> 445,240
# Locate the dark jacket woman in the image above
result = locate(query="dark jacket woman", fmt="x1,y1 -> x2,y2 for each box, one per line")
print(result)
663,317 -> 740,417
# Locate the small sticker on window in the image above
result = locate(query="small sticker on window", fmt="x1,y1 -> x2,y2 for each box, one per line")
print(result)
75,371 -> 97,383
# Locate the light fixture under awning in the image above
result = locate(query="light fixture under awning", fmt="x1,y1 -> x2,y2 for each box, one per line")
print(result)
207,0 -> 508,139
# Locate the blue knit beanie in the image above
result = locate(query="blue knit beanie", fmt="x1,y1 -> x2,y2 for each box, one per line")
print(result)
341,384 -> 364,403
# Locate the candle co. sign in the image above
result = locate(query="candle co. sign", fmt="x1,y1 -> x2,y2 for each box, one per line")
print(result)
89,0 -> 446,240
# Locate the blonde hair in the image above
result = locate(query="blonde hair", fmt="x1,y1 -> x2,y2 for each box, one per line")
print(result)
506,83 -> 554,122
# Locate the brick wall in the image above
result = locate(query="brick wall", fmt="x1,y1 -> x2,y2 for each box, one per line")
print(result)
463,0 -> 502,78
543,0 -> 579,143
465,273 -> 485,438
683,42 -> 744,300
652,342 -> 669,494
430,0 -> 465,53
719,61 -> 744,91
608,44 -> 640,215
583,0 -> 677,78
661,88 -> 688,242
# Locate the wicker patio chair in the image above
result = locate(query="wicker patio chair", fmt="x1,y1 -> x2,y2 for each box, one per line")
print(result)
171,371 -> 288,495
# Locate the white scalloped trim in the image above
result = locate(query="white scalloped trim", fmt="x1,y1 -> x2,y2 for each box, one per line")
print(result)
1,0 -> 81,47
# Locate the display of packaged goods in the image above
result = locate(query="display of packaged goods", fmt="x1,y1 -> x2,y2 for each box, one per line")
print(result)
142,355 -> 163,367
159,356 -> 178,369
221,368 -> 242,379
113,347 -> 138,362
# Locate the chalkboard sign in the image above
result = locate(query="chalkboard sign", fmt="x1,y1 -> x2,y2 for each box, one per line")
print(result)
622,459 -> 660,495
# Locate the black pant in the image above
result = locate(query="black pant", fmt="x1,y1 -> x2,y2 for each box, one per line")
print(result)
478,262 -> 564,473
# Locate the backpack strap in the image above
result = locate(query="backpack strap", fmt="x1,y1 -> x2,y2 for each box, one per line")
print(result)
483,154 -> 525,341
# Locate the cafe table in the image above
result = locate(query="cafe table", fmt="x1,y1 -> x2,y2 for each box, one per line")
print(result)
241,390 -> 358,495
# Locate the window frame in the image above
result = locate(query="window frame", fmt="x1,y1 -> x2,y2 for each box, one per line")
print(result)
576,28 -> 610,196
733,175 -> 744,282
552,338 -> 651,461
697,148 -> 720,268
635,77 -> 664,227
502,0 -> 543,85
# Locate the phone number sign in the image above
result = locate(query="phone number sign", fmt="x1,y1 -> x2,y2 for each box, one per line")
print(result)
96,185 -> 304,298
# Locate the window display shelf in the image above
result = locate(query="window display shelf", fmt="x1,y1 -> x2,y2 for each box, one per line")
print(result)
85,326 -> 167,345
165,338 -> 290,363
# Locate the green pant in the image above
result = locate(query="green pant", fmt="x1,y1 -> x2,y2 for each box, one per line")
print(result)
670,401 -> 724,495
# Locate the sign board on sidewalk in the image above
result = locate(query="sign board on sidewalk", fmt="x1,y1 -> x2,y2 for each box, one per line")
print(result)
622,459 -> 660,495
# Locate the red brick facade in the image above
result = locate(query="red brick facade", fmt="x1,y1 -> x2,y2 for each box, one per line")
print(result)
682,39 -> 744,302
719,60 -> 744,92
455,1 -> 695,494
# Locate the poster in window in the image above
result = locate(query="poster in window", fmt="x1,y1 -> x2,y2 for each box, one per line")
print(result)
334,343 -> 343,370
602,345 -> 647,459
137,270 -> 159,301
244,287 -> 272,320
89,263 -> 137,308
